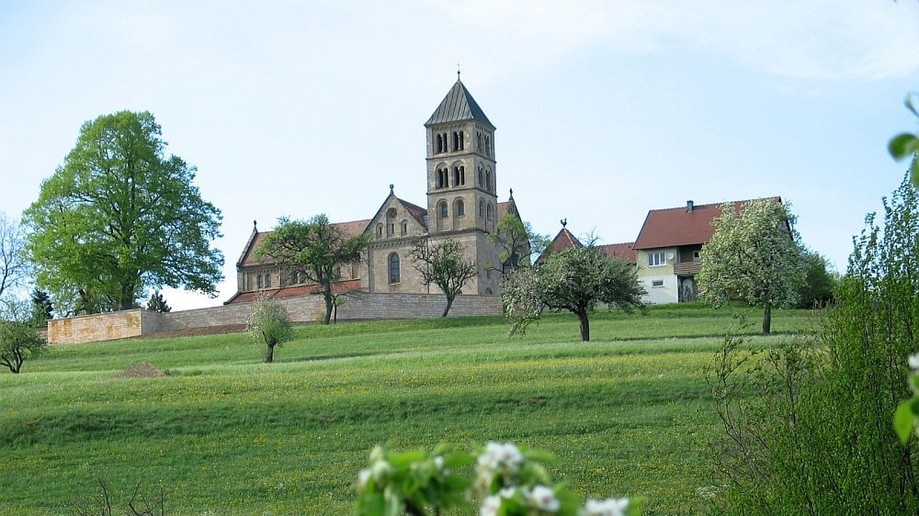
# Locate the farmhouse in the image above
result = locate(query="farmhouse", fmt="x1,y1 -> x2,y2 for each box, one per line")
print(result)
225,76 -> 522,304
540,198 -> 782,305
634,198 -> 782,304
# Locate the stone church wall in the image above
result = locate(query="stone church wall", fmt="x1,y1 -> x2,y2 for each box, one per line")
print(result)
46,293 -> 503,344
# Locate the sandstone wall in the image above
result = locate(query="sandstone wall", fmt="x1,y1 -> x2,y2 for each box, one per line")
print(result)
48,309 -> 145,344
46,293 -> 503,344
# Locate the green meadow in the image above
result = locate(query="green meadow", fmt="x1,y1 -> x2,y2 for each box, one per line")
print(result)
0,305 -> 820,514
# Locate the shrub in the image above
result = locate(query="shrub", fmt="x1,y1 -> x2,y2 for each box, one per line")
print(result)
246,296 -> 294,363
710,175 -> 919,514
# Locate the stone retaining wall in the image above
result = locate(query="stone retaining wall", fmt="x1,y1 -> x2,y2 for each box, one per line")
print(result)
47,293 -> 503,344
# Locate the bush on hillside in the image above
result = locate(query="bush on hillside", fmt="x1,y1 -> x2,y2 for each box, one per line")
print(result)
710,175 -> 919,514
246,296 -> 294,363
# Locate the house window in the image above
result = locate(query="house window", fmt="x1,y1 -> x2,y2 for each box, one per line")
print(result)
652,280 -> 664,288
264,273 -> 272,288
455,199 -> 465,217
400,220 -> 408,236
256,274 -> 263,289
648,251 -> 666,267
388,253 -> 400,283
693,250 -> 701,262
376,223 -> 383,238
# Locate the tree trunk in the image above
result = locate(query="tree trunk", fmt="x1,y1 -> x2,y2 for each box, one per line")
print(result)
763,304 -> 772,335
265,343 -> 275,363
577,311 -> 590,342
442,295 -> 454,318
322,286 -> 333,325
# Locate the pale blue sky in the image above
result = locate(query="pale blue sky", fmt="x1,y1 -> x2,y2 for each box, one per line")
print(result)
1,1 -> 918,310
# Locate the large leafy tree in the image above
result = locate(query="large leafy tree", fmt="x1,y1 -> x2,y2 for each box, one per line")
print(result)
410,237 -> 478,318
697,199 -> 804,334
23,111 -> 224,313
0,212 -> 29,301
502,245 -> 645,342
255,214 -> 370,325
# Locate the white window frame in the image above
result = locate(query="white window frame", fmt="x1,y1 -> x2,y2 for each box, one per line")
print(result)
648,251 -> 666,267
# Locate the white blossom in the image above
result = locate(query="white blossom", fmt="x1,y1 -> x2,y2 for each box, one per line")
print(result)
357,468 -> 371,491
477,442 -> 524,473
583,497 -> 630,516
480,495 -> 501,516
527,485 -> 561,512
908,352 -> 919,371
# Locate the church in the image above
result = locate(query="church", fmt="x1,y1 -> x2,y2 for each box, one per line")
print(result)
225,76 -> 521,305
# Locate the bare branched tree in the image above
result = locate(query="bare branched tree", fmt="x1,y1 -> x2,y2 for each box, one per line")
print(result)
0,212 -> 28,301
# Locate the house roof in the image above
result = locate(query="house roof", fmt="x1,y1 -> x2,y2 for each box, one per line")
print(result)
535,227 -> 581,264
536,225 -> 636,265
633,197 -> 782,250
238,219 -> 372,268
425,78 -> 493,128
597,242 -> 637,265
224,279 -> 363,305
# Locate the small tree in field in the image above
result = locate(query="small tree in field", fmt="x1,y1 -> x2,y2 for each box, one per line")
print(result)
697,199 -> 804,334
503,245 -> 645,342
246,296 -> 294,363
0,301 -> 48,373
410,237 -> 478,317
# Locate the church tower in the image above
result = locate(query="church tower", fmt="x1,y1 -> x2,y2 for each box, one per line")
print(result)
425,74 -> 498,235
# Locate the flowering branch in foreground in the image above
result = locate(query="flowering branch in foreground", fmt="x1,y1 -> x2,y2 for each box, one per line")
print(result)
355,442 -> 640,516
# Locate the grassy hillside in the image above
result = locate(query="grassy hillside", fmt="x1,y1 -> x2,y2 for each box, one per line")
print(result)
0,305 -> 819,514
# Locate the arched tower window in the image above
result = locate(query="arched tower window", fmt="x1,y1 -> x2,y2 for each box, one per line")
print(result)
485,169 -> 492,193
478,166 -> 484,187
437,200 -> 448,232
455,199 -> 465,217
436,167 -> 448,189
388,253 -> 400,283
486,202 -> 494,221
479,199 -> 485,218
452,165 -> 465,187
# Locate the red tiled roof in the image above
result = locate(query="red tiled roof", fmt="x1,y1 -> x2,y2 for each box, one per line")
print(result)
535,227 -> 581,264
239,219 -> 372,268
597,242 -> 637,264
400,198 -> 428,228
224,279 -> 363,305
633,197 -> 781,250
